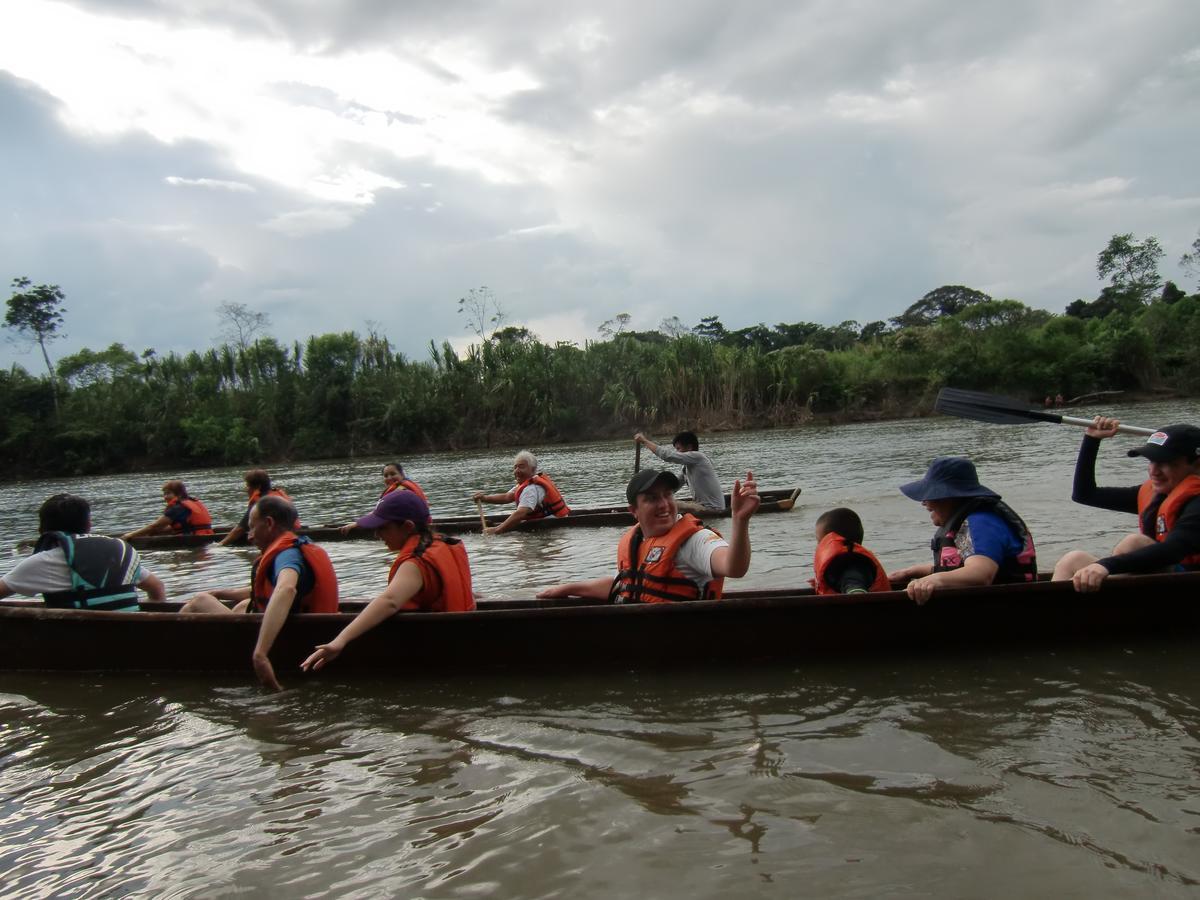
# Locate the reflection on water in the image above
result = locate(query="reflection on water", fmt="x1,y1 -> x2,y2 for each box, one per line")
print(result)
3,400 -> 1200,896
2,650 -> 1200,897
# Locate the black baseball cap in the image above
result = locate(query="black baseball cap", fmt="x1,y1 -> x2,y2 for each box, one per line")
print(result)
626,469 -> 680,505
1126,424 -> 1200,463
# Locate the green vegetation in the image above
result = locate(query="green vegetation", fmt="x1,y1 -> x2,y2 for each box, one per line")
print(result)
3,232 -> 1200,477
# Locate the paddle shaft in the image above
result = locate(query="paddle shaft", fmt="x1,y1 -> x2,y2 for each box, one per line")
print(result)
634,441 -> 642,474
475,499 -> 488,530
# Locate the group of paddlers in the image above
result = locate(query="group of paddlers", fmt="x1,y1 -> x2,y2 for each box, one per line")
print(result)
1,420 -> 1198,689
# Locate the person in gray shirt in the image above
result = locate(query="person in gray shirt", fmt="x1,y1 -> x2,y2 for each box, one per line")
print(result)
634,430 -> 724,511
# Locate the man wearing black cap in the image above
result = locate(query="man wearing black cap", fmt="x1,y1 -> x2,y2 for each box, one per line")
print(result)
1052,417 -> 1200,591
536,468 -> 759,602
889,457 -> 1037,604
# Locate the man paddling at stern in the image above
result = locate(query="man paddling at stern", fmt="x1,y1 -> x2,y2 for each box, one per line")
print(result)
181,495 -> 339,690
1052,419 -> 1200,591
634,430 -> 724,513
889,457 -> 1037,605
536,469 -> 758,602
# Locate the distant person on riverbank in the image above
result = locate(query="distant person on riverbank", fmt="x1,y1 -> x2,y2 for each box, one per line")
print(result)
0,493 -> 165,609
181,494 -> 338,690
217,469 -> 299,546
1052,418 -> 1200,592
810,508 -> 890,595
122,480 -> 213,540
339,462 -> 431,533
536,468 -> 758,602
888,457 -> 1037,604
302,491 -> 475,674
471,450 -> 570,534
634,431 -> 723,512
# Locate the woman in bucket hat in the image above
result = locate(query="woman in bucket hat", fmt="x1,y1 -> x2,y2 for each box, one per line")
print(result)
1052,417 -> 1200,591
888,457 -> 1037,604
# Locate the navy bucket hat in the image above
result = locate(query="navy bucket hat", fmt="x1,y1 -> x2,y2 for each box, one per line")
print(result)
899,457 -> 1000,502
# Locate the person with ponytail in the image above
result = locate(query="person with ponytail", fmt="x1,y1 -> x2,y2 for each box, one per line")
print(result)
302,490 -> 474,674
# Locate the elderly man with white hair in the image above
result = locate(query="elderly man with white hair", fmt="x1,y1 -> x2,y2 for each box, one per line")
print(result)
472,450 -> 571,534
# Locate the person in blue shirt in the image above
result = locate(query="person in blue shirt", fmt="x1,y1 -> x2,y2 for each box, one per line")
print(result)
888,457 -> 1037,604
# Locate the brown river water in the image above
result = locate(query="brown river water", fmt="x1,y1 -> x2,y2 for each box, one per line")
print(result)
2,399 -> 1199,897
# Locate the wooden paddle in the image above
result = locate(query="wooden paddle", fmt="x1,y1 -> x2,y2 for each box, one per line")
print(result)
634,440 -> 642,474
475,498 -> 488,531
935,387 -> 1155,436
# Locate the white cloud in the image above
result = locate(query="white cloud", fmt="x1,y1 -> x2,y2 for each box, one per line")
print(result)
165,176 -> 255,192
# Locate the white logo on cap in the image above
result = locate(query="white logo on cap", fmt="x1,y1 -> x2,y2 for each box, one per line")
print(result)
1147,431 -> 1168,446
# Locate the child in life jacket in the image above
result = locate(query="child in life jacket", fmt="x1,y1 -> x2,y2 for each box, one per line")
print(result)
810,507 -> 891,595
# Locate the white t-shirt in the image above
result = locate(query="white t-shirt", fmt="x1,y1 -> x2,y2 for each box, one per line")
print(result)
1,546 -> 151,597
672,525 -> 730,589
516,483 -> 547,511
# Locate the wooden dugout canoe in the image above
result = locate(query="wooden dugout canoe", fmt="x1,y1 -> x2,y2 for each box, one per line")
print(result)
2,571 -> 1198,674
122,487 -> 802,551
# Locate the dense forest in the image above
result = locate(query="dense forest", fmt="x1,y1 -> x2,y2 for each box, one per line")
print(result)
3,231 -> 1199,477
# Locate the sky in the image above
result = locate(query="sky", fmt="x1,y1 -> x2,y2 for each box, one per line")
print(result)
1,0 -> 1198,372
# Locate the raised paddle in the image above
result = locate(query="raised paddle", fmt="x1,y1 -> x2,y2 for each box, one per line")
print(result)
634,439 -> 642,474
934,387 -> 1155,436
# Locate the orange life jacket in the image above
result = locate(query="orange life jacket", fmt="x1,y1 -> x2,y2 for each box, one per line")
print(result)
810,532 -> 891,595
387,532 -> 476,612
1137,475 -> 1200,567
247,487 -> 301,529
514,474 -> 569,519
250,532 -> 339,614
611,514 -> 724,603
380,480 -> 432,520
165,496 -> 213,535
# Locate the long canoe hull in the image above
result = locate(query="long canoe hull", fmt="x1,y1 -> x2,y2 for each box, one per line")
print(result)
124,487 -> 802,550
2,572 -> 1198,674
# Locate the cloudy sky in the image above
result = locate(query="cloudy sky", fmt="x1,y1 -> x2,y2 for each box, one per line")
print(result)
1,0 -> 1198,370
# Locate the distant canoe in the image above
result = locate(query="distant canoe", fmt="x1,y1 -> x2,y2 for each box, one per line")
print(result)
1,571 -> 1197,674
123,487 -> 802,550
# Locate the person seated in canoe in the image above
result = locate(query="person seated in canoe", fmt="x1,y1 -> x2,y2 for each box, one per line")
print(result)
1051,419 -> 1200,592
301,491 -> 475,674
634,430 -> 723,512
121,480 -> 214,540
0,493 -> 166,609
471,450 -> 570,534
810,507 -> 890,595
217,469 -> 299,546
535,468 -> 758,602
338,463 -> 431,533
379,462 -> 428,502
888,457 -> 1037,605
181,495 -> 338,690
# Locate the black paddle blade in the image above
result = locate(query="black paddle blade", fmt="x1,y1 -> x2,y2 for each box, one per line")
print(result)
934,387 -> 1063,426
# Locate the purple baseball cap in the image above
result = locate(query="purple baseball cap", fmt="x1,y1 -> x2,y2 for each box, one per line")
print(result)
355,489 -> 430,528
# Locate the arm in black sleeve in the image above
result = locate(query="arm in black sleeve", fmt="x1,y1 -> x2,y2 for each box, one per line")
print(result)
1098,499 -> 1200,575
1071,435 -> 1140,514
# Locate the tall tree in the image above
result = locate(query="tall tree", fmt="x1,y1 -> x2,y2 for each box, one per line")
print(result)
6,276 -> 66,415
457,286 -> 506,341
1096,233 -> 1164,303
891,285 -> 991,328
1179,229 -> 1200,288
217,301 -> 271,351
